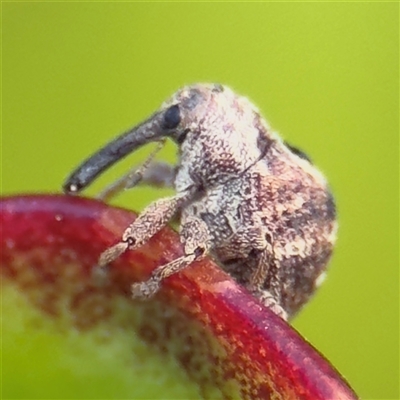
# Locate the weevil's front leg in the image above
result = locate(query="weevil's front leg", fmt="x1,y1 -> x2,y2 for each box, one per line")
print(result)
131,215 -> 211,299
97,189 -> 193,270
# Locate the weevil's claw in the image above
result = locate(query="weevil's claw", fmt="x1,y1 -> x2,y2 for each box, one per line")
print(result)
254,290 -> 288,321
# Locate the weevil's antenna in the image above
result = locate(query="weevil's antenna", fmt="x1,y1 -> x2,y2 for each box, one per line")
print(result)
63,111 -> 167,194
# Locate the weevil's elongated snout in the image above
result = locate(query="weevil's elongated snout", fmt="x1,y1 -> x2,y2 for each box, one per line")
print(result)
63,110 -> 171,194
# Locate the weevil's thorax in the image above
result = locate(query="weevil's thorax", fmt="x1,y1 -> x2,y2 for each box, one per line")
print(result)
168,84 -> 268,189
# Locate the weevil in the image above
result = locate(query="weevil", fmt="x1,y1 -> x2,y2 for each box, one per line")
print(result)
63,83 -> 337,320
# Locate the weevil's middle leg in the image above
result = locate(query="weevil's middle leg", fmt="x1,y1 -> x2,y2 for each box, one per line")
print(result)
97,140 -> 171,202
247,250 -> 288,320
131,215 -> 211,299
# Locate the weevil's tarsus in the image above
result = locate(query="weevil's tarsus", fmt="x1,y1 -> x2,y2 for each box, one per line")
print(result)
131,253 -> 197,299
97,241 -> 129,271
255,290 -> 288,320
97,139 -> 167,202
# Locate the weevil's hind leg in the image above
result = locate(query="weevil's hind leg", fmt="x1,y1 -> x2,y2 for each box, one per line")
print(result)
247,250 -> 288,320
131,215 -> 211,299
96,188 -> 194,273
98,160 -> 176,202
97,139 -> 170,202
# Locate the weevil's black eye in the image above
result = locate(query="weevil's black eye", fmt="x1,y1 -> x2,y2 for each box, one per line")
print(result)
163,104 -> 181,130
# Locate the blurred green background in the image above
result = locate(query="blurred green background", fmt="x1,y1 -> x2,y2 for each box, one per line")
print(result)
2,2 -> 398,399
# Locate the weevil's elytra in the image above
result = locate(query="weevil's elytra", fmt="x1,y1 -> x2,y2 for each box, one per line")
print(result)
63,83 -> 337,320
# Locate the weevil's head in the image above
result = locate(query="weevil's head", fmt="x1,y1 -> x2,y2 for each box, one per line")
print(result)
159,83 -> 229,144
63,83 -> 263,193
160,83 -> 272,184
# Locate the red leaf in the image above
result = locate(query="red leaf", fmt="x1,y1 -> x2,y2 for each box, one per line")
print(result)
1,194 -> 358,399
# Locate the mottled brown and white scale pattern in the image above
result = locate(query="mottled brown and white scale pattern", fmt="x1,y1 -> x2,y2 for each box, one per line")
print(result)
167,85 -> 337,317
64,83 -> 337,320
